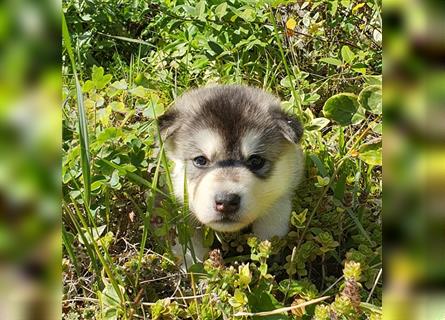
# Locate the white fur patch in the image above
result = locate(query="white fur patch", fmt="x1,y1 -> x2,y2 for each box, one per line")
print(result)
192,128 -> 222,160
189,143 -> 303,235
192,166 -> 251,231
240,143 -> 303,232
252,196 -> 292,239
240,130 -> 264,157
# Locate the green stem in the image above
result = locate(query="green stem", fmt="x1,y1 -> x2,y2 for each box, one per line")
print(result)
268,7 -> 303,117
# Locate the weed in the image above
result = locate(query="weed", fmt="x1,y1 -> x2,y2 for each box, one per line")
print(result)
63,0 -> 382,318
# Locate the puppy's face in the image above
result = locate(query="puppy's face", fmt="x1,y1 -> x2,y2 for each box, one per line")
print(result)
158,85 -> 303,232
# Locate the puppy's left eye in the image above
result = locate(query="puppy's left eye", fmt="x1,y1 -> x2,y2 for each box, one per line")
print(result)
193,156 -> 209,168
246,155 -> 266,171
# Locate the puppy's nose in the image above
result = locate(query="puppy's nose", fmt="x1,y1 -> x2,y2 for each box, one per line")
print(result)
214,193 -> 241,215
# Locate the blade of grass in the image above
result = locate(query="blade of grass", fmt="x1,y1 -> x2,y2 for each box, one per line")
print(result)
345,207 -> 374,246
152,101 -> 196,264
366,268 -> 382,303
62,223 -> 83,279
360,302 -> 382,315
98,158 -> 169,197
97,31 -> 157,48
180,166 -> 197,268
268,7 -> 302,117
62,13 -> 91,206
70,198 -> 128,307
153,104 -> 174,196
64,203 -> 101,279
66,171 -> 129,310
234,296 -> 330,317
135,142 -> 165,286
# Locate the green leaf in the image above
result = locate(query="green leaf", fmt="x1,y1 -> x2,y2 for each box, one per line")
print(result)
229,289 -> 248,308
320,57 -> 343,66
247,288 -> 287,320
100,231 -> 114,250
92,65 -> 112,89
195,0 -> 206,19
352,63 -> 367,74
351,106 -> 366,125
208,41 -> 224,55
280,75 -> 296,88
130,86 -> 149,99
328,0 -> 339,15
92,65 -> 104,83
315,231 -> 339,250
334,172 -> 347,200
78,225 -> 107,245
364,75 -> 382,86
143,101 -> 165,119
182,5 -> 195,16
95,127 -> 123,144
97,74 -> 112,90
371,122 -> 382,134
188,263 -> 204,274
358,140 -> 382,166
360,302 -> 382,315
309,154 -> 328,177
358,85 -> 382,115
303,93 -> 321,105
291,209 -> 308,228
278,279 -> 304,296
82,80 -> 95,93
306,117 -> 330,131
259,263 -> 268,276
341,0 -> 351,7
191,56 -> 209,70
109,169 -> 121,189
97,106 -> 112,127
316,175 -> 330,187
245,38 -> 267,50
111,79 -> 128,90
238,264 -> 252,287
239,7 -> 256,22
121,164 -> 137,172
341,45 -> 355,64
215,2 -> 228,18
98,283 -> 125,320
109,101 -> 127,114
202,227 -> 214,247
323,93 -> 359,126
93,94 -> 105,107
91,179 -> 106,191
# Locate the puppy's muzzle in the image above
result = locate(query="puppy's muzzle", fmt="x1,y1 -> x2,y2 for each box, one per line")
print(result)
214,192 -> 241,216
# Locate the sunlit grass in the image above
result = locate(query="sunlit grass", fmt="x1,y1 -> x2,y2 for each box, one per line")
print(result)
62,1 -> 382,318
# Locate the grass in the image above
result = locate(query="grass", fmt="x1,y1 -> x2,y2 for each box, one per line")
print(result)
62,1 -> 382,319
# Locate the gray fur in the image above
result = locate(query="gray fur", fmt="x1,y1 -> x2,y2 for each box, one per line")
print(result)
159,85 -> 302,171
158,84 -> 304,246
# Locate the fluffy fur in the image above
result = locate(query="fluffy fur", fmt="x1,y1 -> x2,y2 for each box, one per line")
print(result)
158,85 -> 304,260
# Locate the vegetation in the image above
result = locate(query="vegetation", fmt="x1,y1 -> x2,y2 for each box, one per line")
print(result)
62,0 -> 382,319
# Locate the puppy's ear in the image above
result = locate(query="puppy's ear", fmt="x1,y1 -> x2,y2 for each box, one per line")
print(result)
273,111 -> 303,144
157,108 -> 180,141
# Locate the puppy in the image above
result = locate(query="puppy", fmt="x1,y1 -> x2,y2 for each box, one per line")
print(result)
158,85 -> 304,263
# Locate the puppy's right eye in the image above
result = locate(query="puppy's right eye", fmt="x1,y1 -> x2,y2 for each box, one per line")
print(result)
246,155 -> 266,171
193,156 -> 209,168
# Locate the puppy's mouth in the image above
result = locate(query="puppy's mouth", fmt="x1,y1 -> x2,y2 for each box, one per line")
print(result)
212,216 -> 239,224
206,215 -> 248,232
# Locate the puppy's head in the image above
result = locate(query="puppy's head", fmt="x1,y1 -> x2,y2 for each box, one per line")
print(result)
158,85 -> 303,232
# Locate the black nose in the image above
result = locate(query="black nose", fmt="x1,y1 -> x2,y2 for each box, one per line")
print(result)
214,193 -> 241,215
